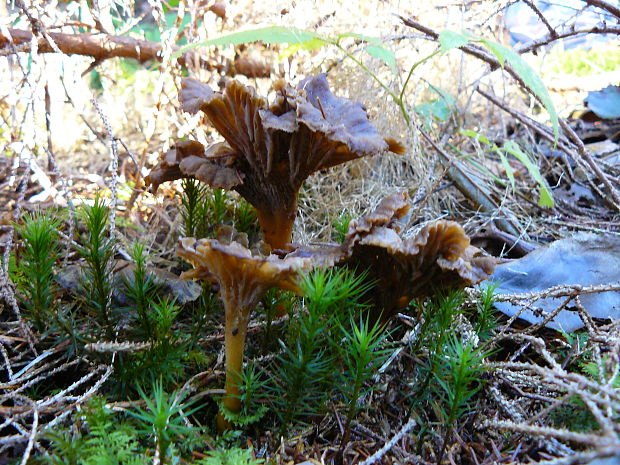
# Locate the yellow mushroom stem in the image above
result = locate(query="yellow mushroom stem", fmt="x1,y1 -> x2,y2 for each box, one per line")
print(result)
217,300 -> 251,432
175,237 -> 339,434
256,207 -> 296,250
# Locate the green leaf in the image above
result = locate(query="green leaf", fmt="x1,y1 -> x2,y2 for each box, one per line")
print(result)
483,41 -> 506,67
279,37 -> 329,59
414,85 -> 455,122
459,129 -> 490,145
174,26 -> 320,57
439,30 -> 470,52
481,40 -> 558,142
503,141 -> 554,207
415,100 -> 450,121
495,147 -> 516,190
367,45 -> 396,71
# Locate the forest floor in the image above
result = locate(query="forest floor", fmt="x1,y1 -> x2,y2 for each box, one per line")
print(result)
1,1 -> 620,464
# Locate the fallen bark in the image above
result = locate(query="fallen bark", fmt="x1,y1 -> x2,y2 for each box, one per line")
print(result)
1,27 -> 181,63
0,27 -> 272,76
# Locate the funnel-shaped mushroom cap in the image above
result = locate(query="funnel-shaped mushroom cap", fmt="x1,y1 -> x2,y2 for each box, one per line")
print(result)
177,237 -> 342,307
146,141 -> 242,193
148,75 -> 404,249
176,235 -> 342,432
342,193 -> 496,319
178,238 -> 309,303
146,140 -> 206,193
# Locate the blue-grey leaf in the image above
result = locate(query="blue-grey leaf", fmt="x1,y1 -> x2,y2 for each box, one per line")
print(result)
488,233 -> 620,332
585,85 -> 620,120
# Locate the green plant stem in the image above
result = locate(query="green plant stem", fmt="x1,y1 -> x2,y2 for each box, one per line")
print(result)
399,49 -> 441,103
340,371 -> 363,450
333,42 -> 411,126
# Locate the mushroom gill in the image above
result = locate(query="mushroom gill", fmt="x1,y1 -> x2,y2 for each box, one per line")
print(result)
148,74 -> 405,250
342,193 -> 496,321
176,236 -> 339,431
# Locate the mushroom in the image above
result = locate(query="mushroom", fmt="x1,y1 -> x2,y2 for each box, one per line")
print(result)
341,193 -> 496,321
148,74 -> 404,249
176,236 -> 339,431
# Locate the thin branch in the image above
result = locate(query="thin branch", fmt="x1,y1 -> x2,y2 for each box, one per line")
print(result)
583,0 -> 620,18
559,118 -> 620,210
522,0 -> 559,39
493,282 -> 620,303
359,416 -> 417,465
475,86 -> 616,206
485,419 -> 616,446
399,16 -> 530,92
516,24 -> 620,54
1,27 -> 184,64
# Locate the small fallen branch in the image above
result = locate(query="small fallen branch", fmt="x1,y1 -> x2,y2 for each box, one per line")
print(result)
0,28 -> 272,77
358,416 -> 417,465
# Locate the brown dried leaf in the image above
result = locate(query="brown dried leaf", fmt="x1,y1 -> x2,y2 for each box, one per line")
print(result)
233,53 -> 272,78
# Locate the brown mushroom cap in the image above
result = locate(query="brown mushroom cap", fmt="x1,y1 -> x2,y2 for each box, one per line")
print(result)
177,238 -> 312,307
176,235 -> 339,431
145,140 -> 205,193
176,236 -> 342,306
148,75 -> 405,249
146,141 -> 242,193
342,193 -> 496,320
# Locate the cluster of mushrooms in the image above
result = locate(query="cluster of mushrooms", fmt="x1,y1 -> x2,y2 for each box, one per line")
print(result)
147,74 -> 495,431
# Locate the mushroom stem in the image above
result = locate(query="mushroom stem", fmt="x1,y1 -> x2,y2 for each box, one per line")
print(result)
217,301 -> 251,432
256,207 -> 296,250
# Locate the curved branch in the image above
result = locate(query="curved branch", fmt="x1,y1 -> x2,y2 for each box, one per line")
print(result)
516,24 -> 620,54
584,0 -> 620,18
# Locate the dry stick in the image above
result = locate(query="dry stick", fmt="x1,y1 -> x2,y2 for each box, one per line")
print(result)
535,446 -> 620,465
584,0 -> 620,18
90,96 -> 119,236
485,419 -> 617,446
520,296 -> 574,335
0,360 -> 82,403
522,0 -> 559,38
18,403 -> 37,465
2,159 -> 30,273
0,28 -> 261,77
43,147 -> 76,264
400,17 -> 530,92
0,27 -> 187,64
358,416 -> 417,465
559,118 -> 620,211
402,12 -> 620,208
410,14 -> 620,212
474,87 -> 585,183
516,24 -> 620,54
43,365 -> 113,432
0,343 -> 14,381
494,360 -> 620,403
494,282 -> 620,303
